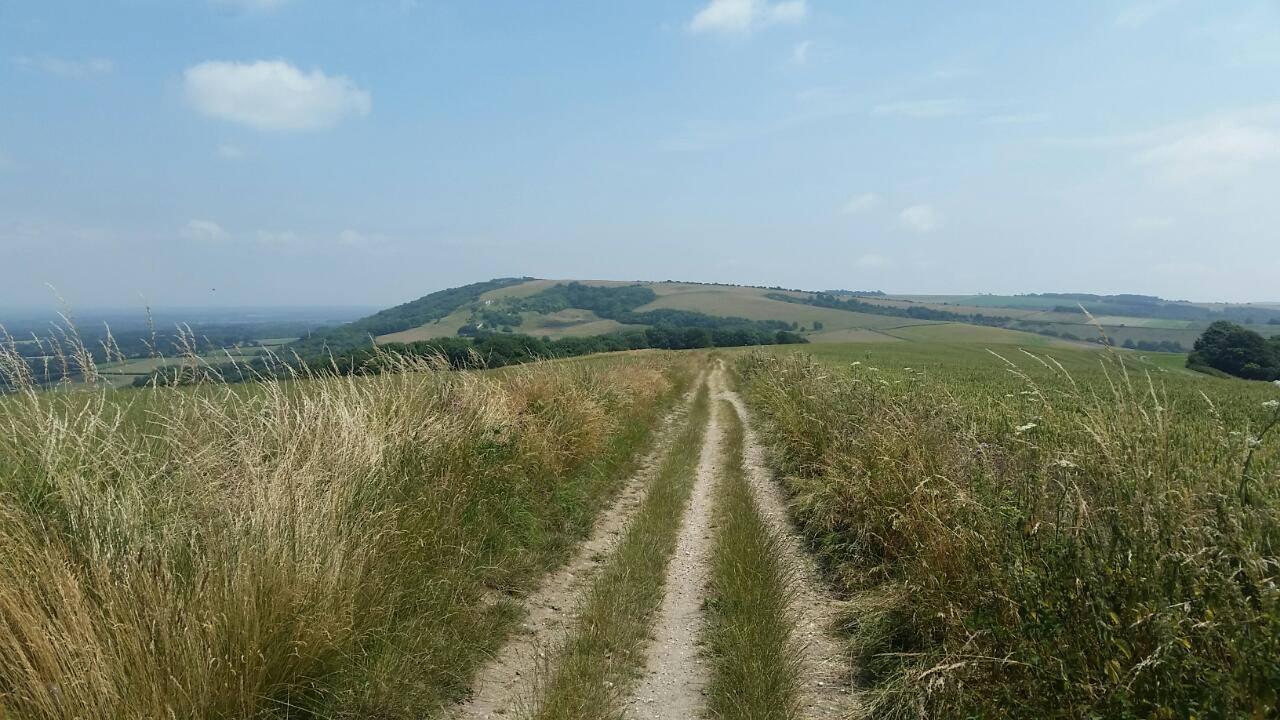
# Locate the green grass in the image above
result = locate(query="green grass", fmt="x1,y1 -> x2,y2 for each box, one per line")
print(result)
737,344 -> 1280,718
0,345 -> 696,719
531,382 -> 711,720
881,321 -> 1065,345
704,399 -> 801,720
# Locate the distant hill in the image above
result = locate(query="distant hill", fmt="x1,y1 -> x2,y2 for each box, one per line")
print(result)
289,278 -> 1075,354
287,278 -> 1280,358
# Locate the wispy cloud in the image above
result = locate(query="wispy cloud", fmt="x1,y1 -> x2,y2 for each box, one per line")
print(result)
792,40 -> 812,65
336,229 -> 392,250
872,99 -> 968,118
216,144 -> 247,161
899,204 -> 942,233
183,60 -> 371,131
982,112 -> 1049,125
1140,120 -> 1280,184
688,0 -> 807,36
180,219 -> 232,243
210,0 -> 289,12
855,253 -> 894,269
840,193 -> 882,215
12,56 -> 114,79
1115,0 -> 1175,29
255,229 -> 305,250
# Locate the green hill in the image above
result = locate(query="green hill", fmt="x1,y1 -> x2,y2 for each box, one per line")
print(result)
294,278 -> 1077,354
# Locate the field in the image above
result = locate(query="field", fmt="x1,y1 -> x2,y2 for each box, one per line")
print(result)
353,279 -> 1280,357
736,341 -> 1280,717
3,323 -> 1278,718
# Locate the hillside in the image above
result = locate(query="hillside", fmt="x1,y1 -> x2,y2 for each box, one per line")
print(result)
294,278 -> 1074,353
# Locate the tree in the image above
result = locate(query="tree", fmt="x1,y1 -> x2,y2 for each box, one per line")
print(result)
1187,321 -> 1280,380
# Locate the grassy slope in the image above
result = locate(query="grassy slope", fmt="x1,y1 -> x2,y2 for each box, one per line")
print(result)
366,277 -> 1277,353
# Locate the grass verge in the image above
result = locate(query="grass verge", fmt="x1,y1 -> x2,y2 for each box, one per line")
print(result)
704,399 -> 801,720
0,347 -> 693,719
530,381 -> 711,720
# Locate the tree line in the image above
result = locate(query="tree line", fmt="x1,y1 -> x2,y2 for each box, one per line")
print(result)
134,325 -> 806,387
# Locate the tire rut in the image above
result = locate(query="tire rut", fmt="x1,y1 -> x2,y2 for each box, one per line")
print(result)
624,370 -> 724,719
449,380 -> 704,720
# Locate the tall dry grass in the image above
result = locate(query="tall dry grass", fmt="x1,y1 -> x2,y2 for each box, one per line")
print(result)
738,350 -> 1280,718
0,329 -> 690,718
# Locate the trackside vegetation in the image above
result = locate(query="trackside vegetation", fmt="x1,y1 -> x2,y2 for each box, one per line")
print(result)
705,399 -> 801,720
738,347 -> 1280,718
0,341 -> 696,718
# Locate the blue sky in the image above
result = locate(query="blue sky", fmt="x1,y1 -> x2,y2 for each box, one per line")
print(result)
2,0 -> 1278,307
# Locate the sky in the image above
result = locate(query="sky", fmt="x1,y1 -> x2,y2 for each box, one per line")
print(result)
2,0 -> 1279,308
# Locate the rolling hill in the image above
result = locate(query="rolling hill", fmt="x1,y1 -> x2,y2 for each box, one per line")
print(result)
291,278 -> 1077,354
289,278 -> 1280,360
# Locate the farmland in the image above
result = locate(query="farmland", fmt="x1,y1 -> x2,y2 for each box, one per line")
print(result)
737,340 -> 1280,717
4,326 -> 1278,718
4,277 -> 1280,719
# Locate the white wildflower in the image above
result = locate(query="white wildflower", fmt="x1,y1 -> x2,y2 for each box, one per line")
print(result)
1246,436 -> 1262,448
1016,422 -> 1038,433
1056,458 -> 1078,469
1264,400 -> 1280,410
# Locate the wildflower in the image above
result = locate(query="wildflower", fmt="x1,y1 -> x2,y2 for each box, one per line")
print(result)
1016,422 -> 1037,433
1265,400 -> 1280,410
1246,436 -> 1262,448
1055,458 -> 1078,469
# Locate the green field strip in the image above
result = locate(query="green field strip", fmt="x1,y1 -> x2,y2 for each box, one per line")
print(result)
703,399 -> 802,720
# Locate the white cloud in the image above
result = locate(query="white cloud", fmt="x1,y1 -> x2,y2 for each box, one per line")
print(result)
872,99 -> 968,118
840,193 -> 882,215
13,56 -> 113,79
216,144 -> 246,161
899,205 -> 941,233
688,0 -> 807,35
1115,1 -> 1174,29
1140,121 -> 1280,183
855,254 -> 894,269
792,40 -> 812,64
183,60 -> 371,131
180,219 -> 231,243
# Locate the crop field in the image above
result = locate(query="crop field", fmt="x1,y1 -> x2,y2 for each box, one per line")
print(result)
736,341 -> 1280,718
878,321 -> 1067,346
